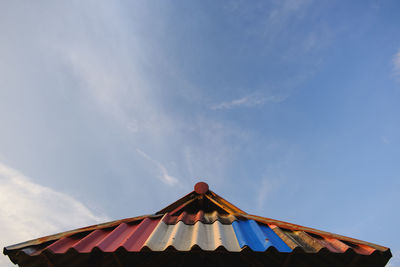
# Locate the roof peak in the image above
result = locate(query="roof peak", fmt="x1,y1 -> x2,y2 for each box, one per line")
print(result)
156,182 -> 246,215
194,181 -> 209,194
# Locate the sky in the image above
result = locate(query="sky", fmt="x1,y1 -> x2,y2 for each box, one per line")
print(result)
0,0 -> 399,265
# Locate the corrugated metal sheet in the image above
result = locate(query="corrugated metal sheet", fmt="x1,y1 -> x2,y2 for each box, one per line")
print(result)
19,217 -> 161,256
242,214 -> 388,253
163,210 -> 237,225
143,221 -> 241,251
3,183 -> 392,266
232,220 -> 291,252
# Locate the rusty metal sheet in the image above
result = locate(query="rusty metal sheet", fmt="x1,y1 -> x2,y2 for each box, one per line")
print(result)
163,210 -> 237,225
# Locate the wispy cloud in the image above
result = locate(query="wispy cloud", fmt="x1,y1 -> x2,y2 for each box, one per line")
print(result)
382,136 -> 391,145
257,178 -> 270,211
268,0 -> 313,26
0,162 -> 108,266
256,175 -> 284,211
136,149 -> 179,186
55,5 -> 248,191
211,92 -> 287,110
393,49 -> 400,79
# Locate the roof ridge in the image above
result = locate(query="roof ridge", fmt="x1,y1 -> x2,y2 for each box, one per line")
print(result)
156,182 -> 245,215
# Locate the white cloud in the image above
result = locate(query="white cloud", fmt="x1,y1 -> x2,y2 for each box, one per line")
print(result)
0,162 -> 108,266
393,49 -> 400,79
136,149 -> 179,186
0,1 -> 295,217
211,92 -> 287,110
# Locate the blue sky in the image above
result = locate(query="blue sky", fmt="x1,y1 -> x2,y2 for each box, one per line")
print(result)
1,0 -> 399,265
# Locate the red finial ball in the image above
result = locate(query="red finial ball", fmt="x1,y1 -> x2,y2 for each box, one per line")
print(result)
194,182 -> 209,194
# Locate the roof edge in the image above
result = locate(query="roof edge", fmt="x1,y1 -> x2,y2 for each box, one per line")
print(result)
3,214 -> 162,253
243,214 -> 390,252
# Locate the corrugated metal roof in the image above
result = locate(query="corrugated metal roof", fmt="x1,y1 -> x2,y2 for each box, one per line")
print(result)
7,214 -> 389,255
3,182 -> 392,267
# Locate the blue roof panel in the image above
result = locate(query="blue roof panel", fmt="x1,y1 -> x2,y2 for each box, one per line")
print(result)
232,220 -> 291,252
